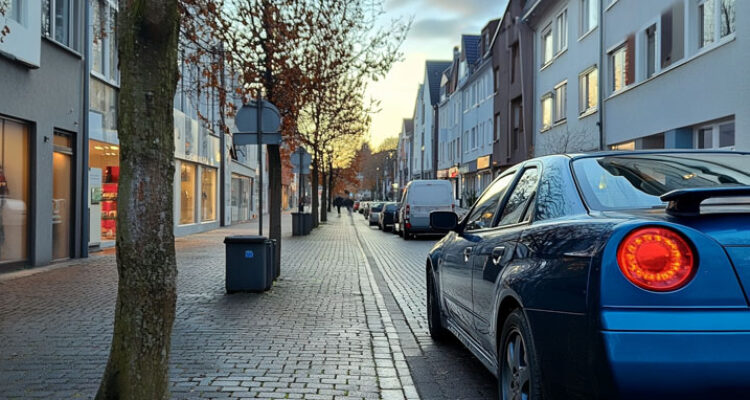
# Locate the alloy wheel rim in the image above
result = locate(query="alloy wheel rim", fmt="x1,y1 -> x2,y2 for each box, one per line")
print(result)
501,329 -> 530,400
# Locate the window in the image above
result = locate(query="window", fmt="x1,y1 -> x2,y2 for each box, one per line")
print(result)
700,0 -> 736,48
91,0 -> 118,81
495,114 -> 501,140
0,117 -> 30,264
660,1 -> 684,68
579,66 -> 598,113
645,24 -> 657,79
556,9 -> 568,53
41,0 -> 78,50
541,25 -> 553,65
90,77 -> 118,133
180,162 -> 196,224
581,0 -> 598,35
511,43 -> 519,83
511,97 -> 523,150
699,0 -> 715,47
554,82 -> 567,123
465,174 -> 514,230
696,120 -> 735,149
610,36 -> 634,93
541,94 -> 553,131
497,168 -> 540,226
720,0 -> 736,37
201,168 -> 217,222
8,0 -> 21,22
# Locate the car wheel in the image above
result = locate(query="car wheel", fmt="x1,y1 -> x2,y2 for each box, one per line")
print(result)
498,309 -> 543,400
427,269 -> 449,341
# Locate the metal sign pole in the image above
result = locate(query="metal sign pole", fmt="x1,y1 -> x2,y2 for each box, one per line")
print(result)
298,150 -> 304,213
257,94 -> 263,236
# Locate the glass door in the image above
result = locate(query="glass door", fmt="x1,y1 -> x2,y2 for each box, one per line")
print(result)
53,132 -> 74,260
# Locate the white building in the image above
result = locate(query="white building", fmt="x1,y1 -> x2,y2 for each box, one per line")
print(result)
525,0 -> 602,156
396,118 -> 413,195
602,0 -> 745,151
412,61 -> 452,180
457,32 -> 495,201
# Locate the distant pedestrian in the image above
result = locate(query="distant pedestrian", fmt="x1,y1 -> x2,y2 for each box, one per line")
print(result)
334,196 -> 344,216
344,198 -> 354,214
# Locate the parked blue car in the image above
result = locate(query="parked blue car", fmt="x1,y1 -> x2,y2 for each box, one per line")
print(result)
426,151 -> 750,399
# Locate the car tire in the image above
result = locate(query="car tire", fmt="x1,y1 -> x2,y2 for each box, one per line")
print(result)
498,309 -> 543,400
427,269 -> 449,341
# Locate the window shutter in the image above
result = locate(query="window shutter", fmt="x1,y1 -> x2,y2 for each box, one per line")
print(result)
626,34 -> 635,85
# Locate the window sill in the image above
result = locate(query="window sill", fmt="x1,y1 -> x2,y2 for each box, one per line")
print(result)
91,72 -> 120,89
578,26 -> 598,42
552,119 -> 567,128
578,108 -> 598,119
42,36 -> 82,59
539,126 -> 552,134
540,60 -> 553,72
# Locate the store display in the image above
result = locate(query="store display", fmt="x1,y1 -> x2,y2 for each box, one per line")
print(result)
101,166 -> 119,240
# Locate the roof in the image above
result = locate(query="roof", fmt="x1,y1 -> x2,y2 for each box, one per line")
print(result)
425,60 -> 452,105
461,35 -> 481,66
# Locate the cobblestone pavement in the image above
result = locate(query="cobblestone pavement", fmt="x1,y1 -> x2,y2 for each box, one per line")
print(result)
351,214 -> 497,400
0,214 -> 418,400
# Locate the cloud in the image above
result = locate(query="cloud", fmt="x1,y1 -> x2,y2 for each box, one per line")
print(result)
427,0 -> 506,17
385,0 -> 419,10
409,17 -> 479,40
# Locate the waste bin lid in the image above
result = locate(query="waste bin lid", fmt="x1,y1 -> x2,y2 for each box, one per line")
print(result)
224,235 -> 268,244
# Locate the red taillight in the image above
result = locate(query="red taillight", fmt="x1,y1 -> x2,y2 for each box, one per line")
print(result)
616,227 -> 696,292
405,204 -> 410,219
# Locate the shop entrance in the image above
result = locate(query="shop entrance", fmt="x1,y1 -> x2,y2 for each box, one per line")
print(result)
53,132 -> 74,260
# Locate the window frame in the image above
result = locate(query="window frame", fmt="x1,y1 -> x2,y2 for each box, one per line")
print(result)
641,21 -> 660,80
693,119 -> 735,149
556,8 -> 568,55
578,65 -> 598,115
580,0 -> 599,39
494,165 -> 542,228
554,80 -> 567,123
463,170 -> 518,232
609,42 -> 628,93
699,0 -> 736,49
42,0 -> 80,51
541,23 -> 554,67
540,92 -> 554,132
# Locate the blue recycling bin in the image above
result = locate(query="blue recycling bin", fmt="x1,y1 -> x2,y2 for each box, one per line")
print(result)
224,235 -> 273,293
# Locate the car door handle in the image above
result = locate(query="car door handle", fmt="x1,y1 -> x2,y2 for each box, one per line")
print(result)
463,247 -> 473,263
492,246 -> 506,266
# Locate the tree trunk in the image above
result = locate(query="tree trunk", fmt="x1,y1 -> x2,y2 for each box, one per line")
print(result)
267,144 -> 282,271
311,153 -> 319,228
320,161 -> 327,222
96,2 -> 180,400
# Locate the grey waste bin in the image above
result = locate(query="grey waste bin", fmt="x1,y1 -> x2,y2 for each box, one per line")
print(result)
224,235 -> 273,293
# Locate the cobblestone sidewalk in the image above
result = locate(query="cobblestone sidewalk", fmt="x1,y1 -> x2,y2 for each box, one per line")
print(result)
0,215 -> 418,400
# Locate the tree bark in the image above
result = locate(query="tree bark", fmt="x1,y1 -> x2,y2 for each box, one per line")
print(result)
96,2 -> 180,399
320,162 -> 327,222
267,144 -> 281,271
311,149 -> 319,227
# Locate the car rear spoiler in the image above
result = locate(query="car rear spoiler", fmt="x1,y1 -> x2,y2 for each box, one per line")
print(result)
661,186 -> 750,216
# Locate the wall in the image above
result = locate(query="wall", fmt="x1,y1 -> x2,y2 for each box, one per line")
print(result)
0,39 -> 85,266
603,0 -> 749,149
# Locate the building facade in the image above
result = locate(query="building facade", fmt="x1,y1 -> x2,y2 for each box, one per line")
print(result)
0,0 -> 87,267
602,0 -> 745,151
412,61 -> 452,180
524,0 -> 602,156
396,118 -> 413,196
493,0 -> 535,172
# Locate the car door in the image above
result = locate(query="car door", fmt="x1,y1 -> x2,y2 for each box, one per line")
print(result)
440,173 -> 516,336
471,166 -> 541,354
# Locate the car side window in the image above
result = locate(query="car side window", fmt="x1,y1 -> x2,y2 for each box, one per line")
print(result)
496,168 -> 540,227
464,174 -> 515,231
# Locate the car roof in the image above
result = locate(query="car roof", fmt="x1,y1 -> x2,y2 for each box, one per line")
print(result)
567,149 -> 750,160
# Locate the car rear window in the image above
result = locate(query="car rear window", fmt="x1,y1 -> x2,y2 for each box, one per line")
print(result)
385,204 -> 397,211
371,203 -> 383,211
572,153 -> 750,211
408,184 -> 453,205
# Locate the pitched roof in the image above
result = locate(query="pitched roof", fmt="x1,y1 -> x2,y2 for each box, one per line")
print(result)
425,60 -> 452,105
461,35 -> 482,66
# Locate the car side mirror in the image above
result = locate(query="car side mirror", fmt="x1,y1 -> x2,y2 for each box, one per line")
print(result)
430,211 -> 459,232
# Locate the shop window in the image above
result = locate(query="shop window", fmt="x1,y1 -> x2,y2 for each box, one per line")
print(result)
0,118 -> 29,264
719,122 -> 735,147
201,168 -> 217,222
53,132 -> 74,260
180,162 -> 196,224
695,120 -> 735,149
89,140 -> 120,244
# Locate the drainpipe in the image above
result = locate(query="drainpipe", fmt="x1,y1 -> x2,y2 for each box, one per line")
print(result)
81,0 -> 91,258
598,0 -> 605,150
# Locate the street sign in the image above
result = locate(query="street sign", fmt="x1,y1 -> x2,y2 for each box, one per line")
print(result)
235,100 -> 282,134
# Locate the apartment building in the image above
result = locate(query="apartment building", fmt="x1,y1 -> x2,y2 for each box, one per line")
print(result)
412,61 -> 452,180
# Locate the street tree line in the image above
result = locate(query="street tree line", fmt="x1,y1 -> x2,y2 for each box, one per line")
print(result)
94,1 -> 408,399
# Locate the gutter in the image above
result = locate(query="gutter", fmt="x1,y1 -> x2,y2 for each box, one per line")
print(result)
598,0 -> 605,150
80,0 -> 91,258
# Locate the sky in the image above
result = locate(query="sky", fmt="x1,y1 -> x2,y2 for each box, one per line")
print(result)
365,0 -> 508,148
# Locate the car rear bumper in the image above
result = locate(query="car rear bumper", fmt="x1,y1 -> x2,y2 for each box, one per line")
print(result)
601,309 -> 750,397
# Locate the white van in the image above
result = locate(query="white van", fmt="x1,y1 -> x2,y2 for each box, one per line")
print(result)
397,180 -> 455,240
